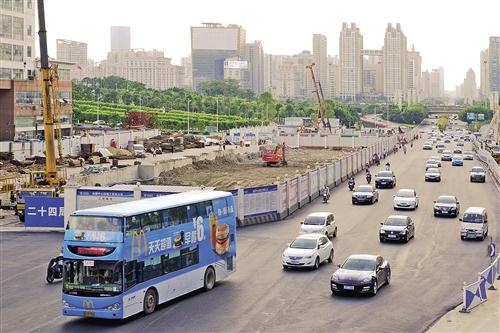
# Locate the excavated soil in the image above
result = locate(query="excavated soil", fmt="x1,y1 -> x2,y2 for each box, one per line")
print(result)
158,148 -> 357,190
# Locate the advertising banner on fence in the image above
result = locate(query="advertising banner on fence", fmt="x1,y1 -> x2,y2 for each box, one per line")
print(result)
278,183 -> 288,214
25,196 -> 64,228
76,189 -> 134,210
141,191 -> 175,198
243,185 -> 277,217
310,170 -> 319,194
289,178 -> 298,209
328,164 -> 334,185
334,162 -> 341,183
300,174 -> 309,201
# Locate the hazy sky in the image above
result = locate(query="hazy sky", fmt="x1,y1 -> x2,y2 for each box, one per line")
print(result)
43,0 -> 499,90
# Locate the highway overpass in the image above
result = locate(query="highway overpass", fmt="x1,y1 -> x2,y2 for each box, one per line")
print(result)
427,105 -> 464,114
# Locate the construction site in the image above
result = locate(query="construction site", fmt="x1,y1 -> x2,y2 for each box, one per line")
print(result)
157,146 -> 357,190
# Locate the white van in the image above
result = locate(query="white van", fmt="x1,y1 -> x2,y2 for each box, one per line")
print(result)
459,207 -> 488,240
300,212 -> 337,238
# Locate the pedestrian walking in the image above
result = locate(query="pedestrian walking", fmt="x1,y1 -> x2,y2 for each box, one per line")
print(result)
171,145 -> 175,154
223,141 -> 226,150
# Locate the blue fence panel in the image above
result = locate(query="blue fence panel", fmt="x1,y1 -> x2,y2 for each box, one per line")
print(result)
25,197 -> 64,228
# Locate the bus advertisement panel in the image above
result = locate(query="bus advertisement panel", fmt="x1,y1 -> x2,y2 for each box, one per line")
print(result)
62,191 -> 236,319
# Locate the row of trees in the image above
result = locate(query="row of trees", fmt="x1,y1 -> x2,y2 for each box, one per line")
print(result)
458,104 -> 493,123
379,103 -> 429,125
72,77 -> 361,128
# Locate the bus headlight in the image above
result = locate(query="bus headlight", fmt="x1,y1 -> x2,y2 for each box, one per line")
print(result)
62,300 -> 74,308
106,303 -> 121,311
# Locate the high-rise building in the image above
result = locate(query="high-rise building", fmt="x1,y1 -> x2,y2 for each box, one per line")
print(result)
362,49 -> 383,98
339,22 -> 363,101
191,23 -> 246,90
327,55 -> 340,99
313,34 -> 328,96
110,26 -> 131,51
56,39 -> 87,65
407,45 -> 421,103
480,49 -> 489,100
263,54 -> 272,92
101,49 -> 183,90
383,23 -> 407,102
421,68 -> 443,100
462,68 -> 477,103
245,41 -> 265,94
0,0 -> 36,79
489,36 -> 500,94
181,56 -> 193,89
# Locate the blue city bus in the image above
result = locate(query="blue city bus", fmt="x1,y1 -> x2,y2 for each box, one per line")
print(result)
62,191 -> 236,319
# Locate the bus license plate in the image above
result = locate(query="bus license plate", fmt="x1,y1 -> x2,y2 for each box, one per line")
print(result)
83,311 -> 94,317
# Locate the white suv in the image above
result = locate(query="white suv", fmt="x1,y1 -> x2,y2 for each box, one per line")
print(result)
300,212 -> 337,238
282,234 -> 334,270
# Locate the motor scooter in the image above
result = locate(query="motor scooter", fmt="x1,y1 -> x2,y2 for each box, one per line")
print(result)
46,255 -> 63,283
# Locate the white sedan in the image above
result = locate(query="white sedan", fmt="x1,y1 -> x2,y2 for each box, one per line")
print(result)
393,189 -> 419,210
282,234 -> 334,270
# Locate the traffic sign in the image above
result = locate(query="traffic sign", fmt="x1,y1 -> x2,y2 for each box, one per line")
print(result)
488,243 -> 496,258
467,113 -> 476,121
477,113 -> 485,121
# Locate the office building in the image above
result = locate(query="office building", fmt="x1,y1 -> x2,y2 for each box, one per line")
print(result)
421,68 -> 443,100
56,39 -> 88,80
110,26 -> 131,51
480,49 -> 489,100
191,23 -> 246,90
462,68 -> 477,103
223,57 -> 250,89
328,55 -> 340,99
313,34 -> 328,96
0,0 -> 36,79
101,49 -> 183,90
489,36 -> 500,94
383,23 -> 407,101
181,56 -> 193,89
407,45 -> 421,103
339,22 -> 363,101
362,49 -> 383,98
245,41 -> 265,94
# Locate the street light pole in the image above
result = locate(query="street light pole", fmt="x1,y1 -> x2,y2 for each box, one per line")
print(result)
216,97 -> 219,132
187,99 -> 191,134
97,92 -> 100,122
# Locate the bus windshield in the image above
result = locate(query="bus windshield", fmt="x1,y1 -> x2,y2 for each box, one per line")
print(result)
63,260 -> 123,296
69,216 -> 123,232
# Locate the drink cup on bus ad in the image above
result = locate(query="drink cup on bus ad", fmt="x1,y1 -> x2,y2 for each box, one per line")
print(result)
215,224 -> 230,256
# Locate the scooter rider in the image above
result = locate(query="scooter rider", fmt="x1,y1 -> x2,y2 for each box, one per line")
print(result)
323,185 -> 330,199
348,175 -> 355,190
366,171 -> 372,184
385,162 -> 391,170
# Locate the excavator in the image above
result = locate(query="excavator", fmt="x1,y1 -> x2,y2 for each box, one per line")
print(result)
14,0 -> 66,222
262,143 -> 287,167
305,63 -> 332,133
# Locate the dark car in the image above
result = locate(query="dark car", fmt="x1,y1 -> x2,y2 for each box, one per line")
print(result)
379,215 -> 415,243
433,195 -> 460,217
331,254 -> 391,296
352,185 -> 379,205
375,170 -> 396,188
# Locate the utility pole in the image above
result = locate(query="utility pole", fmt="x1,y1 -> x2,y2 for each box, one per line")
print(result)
216,97 -> 219,132
187,99 -> 191,134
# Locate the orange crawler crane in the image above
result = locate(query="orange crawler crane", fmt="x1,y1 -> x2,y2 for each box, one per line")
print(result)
262,143 -> 287,166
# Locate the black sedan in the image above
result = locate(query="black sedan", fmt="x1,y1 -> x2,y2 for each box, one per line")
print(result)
379,215 -> 415,243
375,170 -> 396,188
433,195 -> 460,217
352,185 -> 379,204
331,254 -> 391,296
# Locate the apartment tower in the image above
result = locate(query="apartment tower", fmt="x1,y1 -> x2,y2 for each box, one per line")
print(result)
383,23 -> 407,102
339,22 -> 363,101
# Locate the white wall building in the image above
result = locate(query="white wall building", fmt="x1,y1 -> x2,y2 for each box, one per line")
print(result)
339,22 -> 363,101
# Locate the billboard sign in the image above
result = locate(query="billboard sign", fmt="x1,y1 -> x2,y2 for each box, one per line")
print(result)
76,189 -> 134,210
467,113 -> 476,121
477,113 -> 485,121
25,196 -> 64,227
224,60 -> 248,69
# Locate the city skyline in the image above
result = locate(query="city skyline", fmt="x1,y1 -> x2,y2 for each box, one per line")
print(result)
43,0 -> 500,91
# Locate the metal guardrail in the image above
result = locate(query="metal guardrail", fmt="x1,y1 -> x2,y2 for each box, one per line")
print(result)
472,139 -> 500,189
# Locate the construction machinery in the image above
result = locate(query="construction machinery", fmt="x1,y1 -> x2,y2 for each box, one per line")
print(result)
262,143 -> 287,166
305,63 -> 332,133
13,0 -> 65,221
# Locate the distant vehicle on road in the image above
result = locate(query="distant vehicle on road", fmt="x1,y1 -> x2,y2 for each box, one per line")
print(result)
462,151 -> 474,160
451,154 -> 464,166
393,189 -> 419,210
330,254 -> 391,296
282,234 -> 334,270
425,163 -> 439,171
460,207 -> 488,241
62,191 -> 237,319
352,185 -> 379,205
300,212 -> 337,238
422,142 -> 433,150
427,158 -> 441,167
375,170 -> 396,188
436,143 -> 446,153
453,147 -> 463,154
92,120 -> 106,126
425,168 -> 441,182
433,195 -> 460,217
469,166 -> 486,182
441,150 -> 452,161
379,215 -> 415,243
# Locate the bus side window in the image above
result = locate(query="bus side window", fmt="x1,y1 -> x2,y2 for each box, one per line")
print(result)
161,210 -> 169,228
125,261 -> 137,290
142,212 -> 161,232
168,206 -> 188,226
193,201 -> 213,219
126,216 -> 140,237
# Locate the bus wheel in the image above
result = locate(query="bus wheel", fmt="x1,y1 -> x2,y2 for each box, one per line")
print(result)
143,288 -> 157,315
204,266 -> 216,291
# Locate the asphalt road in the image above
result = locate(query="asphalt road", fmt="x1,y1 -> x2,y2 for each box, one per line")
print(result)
1,126 -> 499,333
